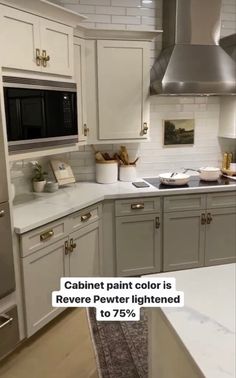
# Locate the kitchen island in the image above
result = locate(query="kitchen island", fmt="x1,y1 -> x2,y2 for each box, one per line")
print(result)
148,264 -> 236,378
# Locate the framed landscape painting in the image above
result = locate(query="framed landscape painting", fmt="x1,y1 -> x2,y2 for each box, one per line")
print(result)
163,119 -> 195,146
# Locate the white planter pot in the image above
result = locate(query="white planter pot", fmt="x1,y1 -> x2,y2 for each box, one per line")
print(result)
33,180 -> 46,193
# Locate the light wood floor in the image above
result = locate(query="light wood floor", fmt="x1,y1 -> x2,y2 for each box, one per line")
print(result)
0,308 -> 98,378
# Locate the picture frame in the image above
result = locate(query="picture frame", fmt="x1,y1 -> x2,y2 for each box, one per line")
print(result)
50,159 -> 76,186
163,119 -> 195,146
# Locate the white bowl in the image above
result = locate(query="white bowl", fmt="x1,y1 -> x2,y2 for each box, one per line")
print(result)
199,167 -> 221,181
159,173 -> 190,186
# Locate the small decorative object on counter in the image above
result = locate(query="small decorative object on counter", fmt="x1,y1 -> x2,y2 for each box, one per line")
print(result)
50,160 -> 75,186
96,161 -> 118,184
92,145 -> 118,184
119,165 -> 137,182
117,146 -> 139,182
45,181 -> 59,193
31,162 -> 47,192
221,152 -> 236,176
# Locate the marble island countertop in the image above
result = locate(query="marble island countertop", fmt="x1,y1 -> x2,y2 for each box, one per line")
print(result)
148,264 -> 236,378
13,178 -> 236,234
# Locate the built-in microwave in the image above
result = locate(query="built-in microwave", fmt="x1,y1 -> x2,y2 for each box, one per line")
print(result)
3,77 -> 78,152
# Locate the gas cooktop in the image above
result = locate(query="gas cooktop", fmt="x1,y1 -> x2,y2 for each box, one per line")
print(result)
143,176 -> 236,189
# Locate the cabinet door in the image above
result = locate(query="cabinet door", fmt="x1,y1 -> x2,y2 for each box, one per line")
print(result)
69,221 -> 102,277
22,238 -> 69,337
116,214 -> 161,276
205,208 -> 236,266
0,6 -> 41,72
40,19 -> 73,76
97,40 -> 150,140
74,38 -> 87,142
163,211 -> 205,272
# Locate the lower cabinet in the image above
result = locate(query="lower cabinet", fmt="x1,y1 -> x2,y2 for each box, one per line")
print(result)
69,221 -> 102,277
205,207 -> 236,266
22,238 -> 69,337
116,214 -> 162,276
163,211 -> 205,271
20,204 -> 102,337
115,197 -> 162,276
163,194 -> 236,272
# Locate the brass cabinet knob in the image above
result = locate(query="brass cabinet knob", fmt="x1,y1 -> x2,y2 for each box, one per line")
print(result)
70,238 -> 77,251
40,229 -> 54,241
207,213 -> 213,224
65,241 -> 70,255
201,213 -> 206,225
142,122 -> 148,135
81,212 -> 92,222
155,217 -> 160,229
36,48 -> 42,66
131,203 -> 145,210
42,50 -> 50,67
83,124 -> 89,137
0,210 -> 5,218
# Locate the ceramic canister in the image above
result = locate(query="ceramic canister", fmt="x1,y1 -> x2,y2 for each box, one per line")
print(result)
96,161 -> 118,184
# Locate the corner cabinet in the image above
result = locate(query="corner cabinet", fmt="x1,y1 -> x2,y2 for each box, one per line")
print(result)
83,30 -> 160,143
20,204 -> 102,337
0,5 -> 73,76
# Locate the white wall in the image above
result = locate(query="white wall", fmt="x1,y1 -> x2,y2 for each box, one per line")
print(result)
10,0 -> 236,193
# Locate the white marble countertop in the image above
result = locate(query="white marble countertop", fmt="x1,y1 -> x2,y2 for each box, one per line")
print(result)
13,178 -> 236,234
148,264 -> 236,378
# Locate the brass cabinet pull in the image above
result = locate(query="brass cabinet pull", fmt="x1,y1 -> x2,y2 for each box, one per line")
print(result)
131,203 -> 145,210
155,216 -> 160,229
40,229 -> 54,241
83,124 -> 89,137
42,50 -> 50,67
81,213 -> 92,222
0,314 -> 13,329
65,240 -> 70,255
0,210 -> 5,217
201,213 -> 206,225
36,48 -> 42,66
207,213 -> 213,224
142,122 -> 148,135
70,238 -> 77,251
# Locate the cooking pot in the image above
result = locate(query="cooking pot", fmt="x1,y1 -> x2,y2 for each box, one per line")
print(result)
184,167 -> 221,181
159,172 -> 190,186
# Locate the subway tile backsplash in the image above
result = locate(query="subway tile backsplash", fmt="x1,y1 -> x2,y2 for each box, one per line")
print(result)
10,0 -> 236,194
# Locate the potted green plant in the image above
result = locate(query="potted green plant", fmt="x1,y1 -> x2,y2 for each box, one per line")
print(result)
32,162 -> 47,192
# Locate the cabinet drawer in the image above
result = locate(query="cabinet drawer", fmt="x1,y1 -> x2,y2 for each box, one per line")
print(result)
20,218 -> 69,257
69,203 -> 102,231
164,194 -> 206,212
207,192 -> 236,209
0,306 -> 19,361
115,197 -> 160,216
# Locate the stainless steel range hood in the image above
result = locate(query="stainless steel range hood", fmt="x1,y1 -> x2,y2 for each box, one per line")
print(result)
150,0 -> 236,95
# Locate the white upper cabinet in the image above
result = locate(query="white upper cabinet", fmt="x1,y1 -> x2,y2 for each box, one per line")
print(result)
40,19 -> 73,76
0,6 -> 41,72
219,97 -> 236,139
96,40 -> 150,140
74,37 -> 87,142
0,5 -> 73,77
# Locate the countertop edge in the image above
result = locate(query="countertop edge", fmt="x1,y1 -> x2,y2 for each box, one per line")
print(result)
13,182 -> 236,234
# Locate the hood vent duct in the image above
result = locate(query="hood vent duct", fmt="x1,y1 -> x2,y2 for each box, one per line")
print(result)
150,0 -> 236,95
